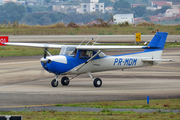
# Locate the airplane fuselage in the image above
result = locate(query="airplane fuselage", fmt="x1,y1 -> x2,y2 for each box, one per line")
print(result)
41,50 -> 162,75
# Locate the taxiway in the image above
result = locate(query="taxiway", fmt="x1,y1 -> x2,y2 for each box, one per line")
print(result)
0,49 -> 180,108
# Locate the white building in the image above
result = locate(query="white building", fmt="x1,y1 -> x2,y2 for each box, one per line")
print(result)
53,4 -> 81,14
113,14 -> 134,24
165,9 -> 180,17
4,0 -> 17,3
0,0 -> 20,5
147,1 -> 172,11
16,0 -> 25,5
80,0 -> 104,14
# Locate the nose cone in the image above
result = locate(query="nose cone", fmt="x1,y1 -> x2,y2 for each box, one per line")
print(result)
40,57 -> 50,64
40,55 -> 68,74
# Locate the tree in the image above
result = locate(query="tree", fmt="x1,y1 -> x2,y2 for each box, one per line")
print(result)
113,0 -> 131,11
132,5 -> 146,18
99,0 -> 114,7
26,6 -> 32,13
143,17 -> 150,22
127,0 -> 148,4
0,3 -> 26,23
44,0 -> 51,5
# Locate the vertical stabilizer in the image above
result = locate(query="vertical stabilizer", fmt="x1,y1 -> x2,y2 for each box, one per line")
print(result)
144,32 -> 168,52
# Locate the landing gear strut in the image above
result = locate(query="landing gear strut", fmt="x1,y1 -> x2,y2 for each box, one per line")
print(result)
88,72 -> 102,87
51,75 -> 58,87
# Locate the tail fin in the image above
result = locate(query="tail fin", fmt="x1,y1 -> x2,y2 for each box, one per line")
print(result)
144,32 -> 168,52
0,36 -> 9,46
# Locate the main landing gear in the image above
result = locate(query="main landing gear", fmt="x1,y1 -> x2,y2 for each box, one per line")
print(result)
51,73 -> 102,87
88,72 -> 102,87
61,76 -> 69,86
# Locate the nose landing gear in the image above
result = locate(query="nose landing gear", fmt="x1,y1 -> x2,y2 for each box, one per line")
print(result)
51,75 -> 59,87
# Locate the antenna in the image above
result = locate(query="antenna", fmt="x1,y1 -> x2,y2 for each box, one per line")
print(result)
92,37 -> 100,46
79,37 -> 87,46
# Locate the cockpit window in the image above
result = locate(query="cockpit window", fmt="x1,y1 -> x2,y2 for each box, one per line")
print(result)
60,46 -> 76,56
79,50 -> 92,59
98,51 -> 106,57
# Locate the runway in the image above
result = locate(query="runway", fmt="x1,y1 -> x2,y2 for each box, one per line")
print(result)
0,48 -> 180,109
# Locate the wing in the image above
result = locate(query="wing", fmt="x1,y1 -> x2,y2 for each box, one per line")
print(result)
1,36 -> 147,50
4,43 -> 147,50
4,42 -> 63,49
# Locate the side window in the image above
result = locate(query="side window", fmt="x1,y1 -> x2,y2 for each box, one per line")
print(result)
79,50 -> 92,59
70,49 -> 77,57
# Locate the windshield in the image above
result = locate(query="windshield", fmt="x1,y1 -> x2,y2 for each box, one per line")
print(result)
60,46 -> 77,56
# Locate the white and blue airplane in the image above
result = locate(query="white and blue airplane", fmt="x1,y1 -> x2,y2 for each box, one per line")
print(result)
0,32 -> 172,87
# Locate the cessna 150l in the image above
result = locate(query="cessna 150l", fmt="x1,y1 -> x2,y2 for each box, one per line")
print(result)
0,32 -> 172,87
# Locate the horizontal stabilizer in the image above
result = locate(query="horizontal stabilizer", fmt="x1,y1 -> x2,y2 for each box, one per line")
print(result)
142,59 -> 174,62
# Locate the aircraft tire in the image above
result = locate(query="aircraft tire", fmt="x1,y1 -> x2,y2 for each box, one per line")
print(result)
93,78 -> 102,87
51,79 -> 58,87
61,76 -> 70,86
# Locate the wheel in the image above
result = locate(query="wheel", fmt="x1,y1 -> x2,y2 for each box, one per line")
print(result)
61,76 -> 70,86
93,78 -> 102,87
51,79 -> 58,87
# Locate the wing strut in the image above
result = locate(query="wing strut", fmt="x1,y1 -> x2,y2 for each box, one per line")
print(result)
92,37 -> 100,45
75,50 -> 101,71
79,37 -> 87,46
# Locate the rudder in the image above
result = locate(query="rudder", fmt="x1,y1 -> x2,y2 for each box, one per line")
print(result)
144,32 -> 168,52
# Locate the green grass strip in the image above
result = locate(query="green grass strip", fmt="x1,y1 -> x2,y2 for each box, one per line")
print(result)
0,111 -> 180,120
55,99 -> 180,110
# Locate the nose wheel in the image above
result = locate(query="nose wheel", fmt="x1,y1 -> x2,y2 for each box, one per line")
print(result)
51,79 -> 58,87
51,75 -> 59,87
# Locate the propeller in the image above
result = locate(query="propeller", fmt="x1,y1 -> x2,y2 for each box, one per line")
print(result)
41,48 -> 52,64
44,48 -> 47,59
40,48 -> 49,78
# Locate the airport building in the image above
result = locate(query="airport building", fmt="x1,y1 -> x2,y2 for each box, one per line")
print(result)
113,14 -> 134,24
80,0 -> 104,14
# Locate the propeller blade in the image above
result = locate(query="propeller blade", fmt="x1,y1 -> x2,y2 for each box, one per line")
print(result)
44,48 -> 47,58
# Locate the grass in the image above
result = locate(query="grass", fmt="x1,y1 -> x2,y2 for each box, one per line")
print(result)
175,27 -> 180,30
0,99 -> 180,119
0,25 -> 180,35
0,42 -> 180,57
147,27 -> 154,30
0,110 -> 180,120
0,46 -> 60,57
55,99 -> 180,110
